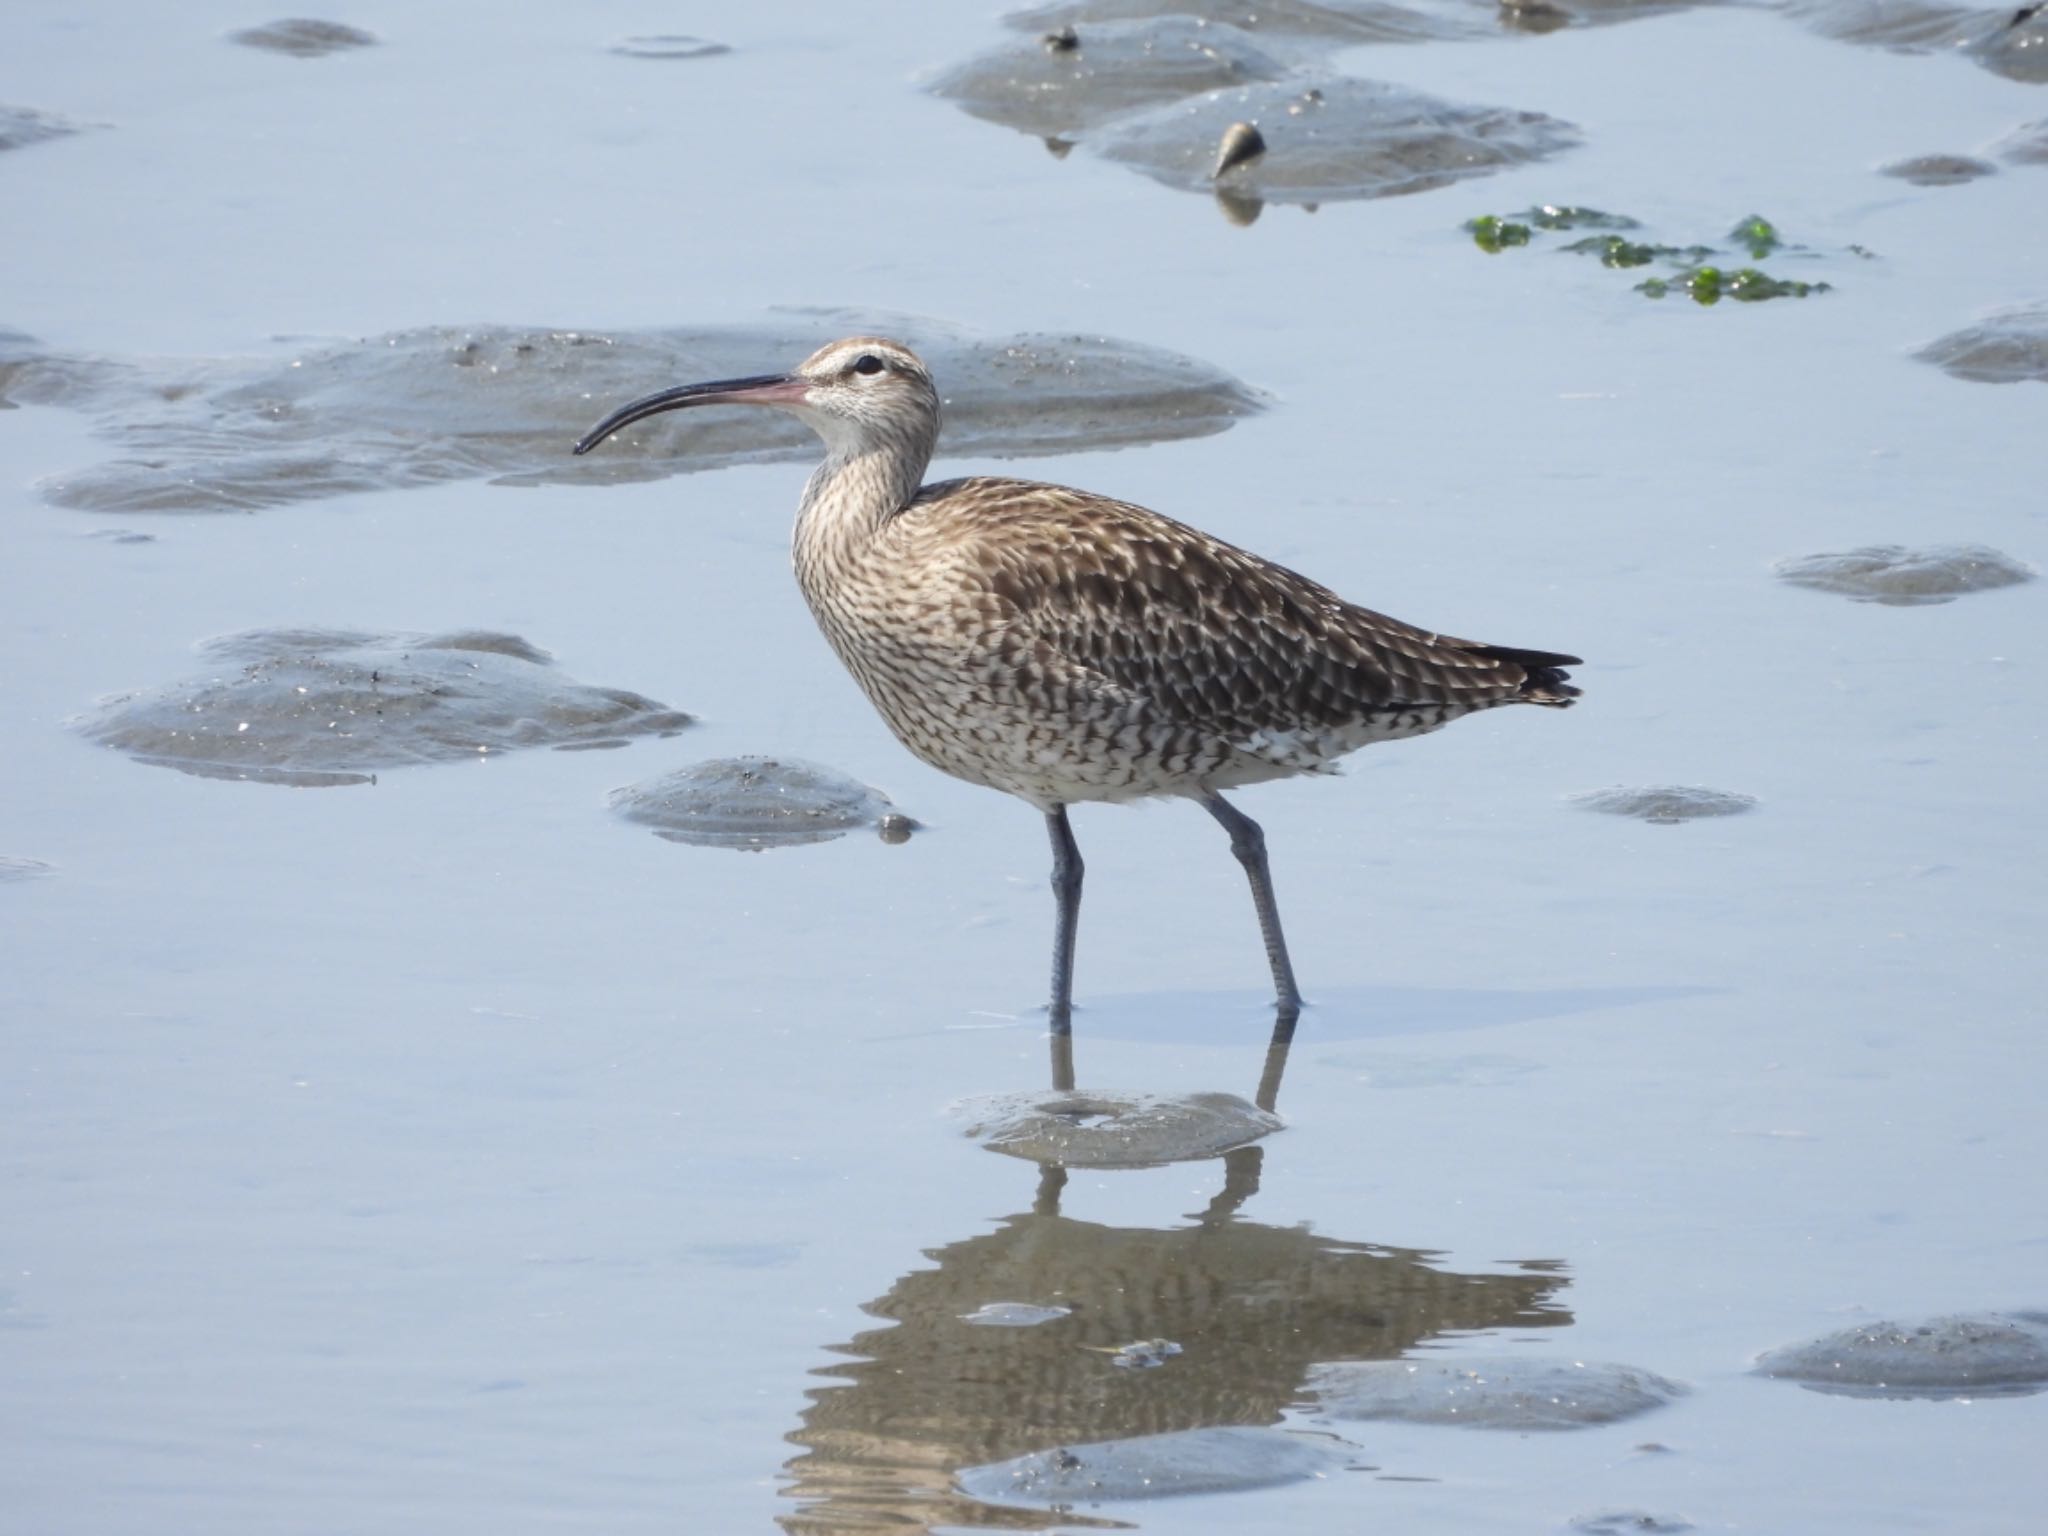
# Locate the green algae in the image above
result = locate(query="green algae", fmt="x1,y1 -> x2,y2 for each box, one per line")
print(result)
1467,214 -> 1532,252
1466,206 -> 1835,303
1728,214 -> 1784,258
1726,266 -> 1826,301
1637,266 -> 1830,305
1560,235 -> 1712,269
1467,205 -> 1635,249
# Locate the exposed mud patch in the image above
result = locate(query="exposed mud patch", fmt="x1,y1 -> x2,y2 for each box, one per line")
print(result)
228,19 -> 378,57
0,105 -> 90,153
938,7 -> 1577,221
74,628 -> 690,787
1095,75 -> 1579,209
954,1089 -> 1282,1165
929,18 -> 1277,138
1003,0 -> 1477,51
1916,306 -> 2048,383
610,756 -> 906,850
1992,117 -> 2048,164
1305,1356 -> 1687,1429
1773,544 -> 2034,603
1754,1312 -> 2048,1398
957,1425 -> 1343,1507
5,315 -> 1266,514
1784,0 -> 2048,84
930,18 -> 1290,137
1880,152 -> 1996,185
958,1301 -> 1074,1327
1571,1512 -> 1695,1534
1570,785 -> 1758,823
609,35 -> 730,60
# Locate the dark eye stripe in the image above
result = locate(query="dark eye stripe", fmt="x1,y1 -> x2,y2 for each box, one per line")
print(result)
852,354 -> 884,375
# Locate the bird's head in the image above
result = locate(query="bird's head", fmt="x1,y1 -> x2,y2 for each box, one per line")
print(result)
573,335 -> 940,462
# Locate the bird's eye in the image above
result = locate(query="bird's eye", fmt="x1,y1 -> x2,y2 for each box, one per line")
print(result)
851,354 -> 885,376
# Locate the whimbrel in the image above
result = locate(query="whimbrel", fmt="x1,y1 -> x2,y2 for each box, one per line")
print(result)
574,337 -> 1579,1029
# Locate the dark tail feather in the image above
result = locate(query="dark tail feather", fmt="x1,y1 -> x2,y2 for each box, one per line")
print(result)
1472,642 -> 1582,706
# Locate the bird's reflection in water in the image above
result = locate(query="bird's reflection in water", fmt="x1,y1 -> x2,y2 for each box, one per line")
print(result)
1047,1010 -> 1295,1109
780,1016 -> 1574,1533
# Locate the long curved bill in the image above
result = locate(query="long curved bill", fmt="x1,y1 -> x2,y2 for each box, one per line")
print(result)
572,372 -> 810,456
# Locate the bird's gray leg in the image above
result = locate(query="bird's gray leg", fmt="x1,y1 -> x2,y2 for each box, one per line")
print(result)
1202,793 -> 1304,1020
1045,805 -> 1083,1035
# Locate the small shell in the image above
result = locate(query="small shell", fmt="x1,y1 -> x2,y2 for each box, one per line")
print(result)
1041,25 -> 1080,53
1211,120 -> 1266,179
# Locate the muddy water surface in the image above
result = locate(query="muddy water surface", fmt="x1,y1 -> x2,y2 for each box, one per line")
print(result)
2,3 -> 2043,1535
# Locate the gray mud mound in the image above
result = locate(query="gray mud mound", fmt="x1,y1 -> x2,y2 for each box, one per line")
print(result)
1493,0 -> 1713,32
1007,0 -> 1709,46
956,1425 -> 1342,1508
1305,1356 -> 1686,1429
0,329 -> 130,412
1005,0 -> 1478,50
1570,785 -> 1757,823
7,315 -> 1264,514
1880,152 -> 1996,184
1094,75 -> 1580,206
75,628 -> 691,787
1967,1 -> 2048,80
609,35 -> 730,60
1754,1312 -> 2048,1399
949,7 -> 1574,220
228,19 -> 378,56
1993,117 -> 2048,164
929,19 -> 1291,138
0,856 -> 56,882
1571,1513 -> 1695,1534
1784,0 -> 2048,83
1774,544 -> 2034,603
958,1301 -> 1073,1327
1,105 -> 89,153
1916,305 -> 2048,383
610,756 -> 904,850
955,1089 -> 1282,1166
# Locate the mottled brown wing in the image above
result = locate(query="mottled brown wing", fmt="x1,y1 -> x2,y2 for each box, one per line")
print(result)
910,477 -> 1576,740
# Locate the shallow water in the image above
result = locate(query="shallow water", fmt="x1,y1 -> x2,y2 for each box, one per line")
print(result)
3,3 -> 2045,1534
